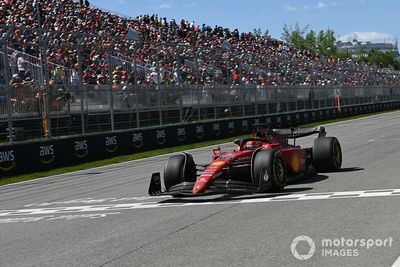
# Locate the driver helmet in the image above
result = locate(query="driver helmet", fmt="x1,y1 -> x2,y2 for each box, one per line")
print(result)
245,140 -> 261,150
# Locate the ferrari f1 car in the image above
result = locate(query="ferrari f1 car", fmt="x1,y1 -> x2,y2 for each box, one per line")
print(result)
148,125 -> 342,196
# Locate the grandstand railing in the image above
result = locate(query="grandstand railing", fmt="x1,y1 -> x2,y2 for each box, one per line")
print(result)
0,83 -> 399,144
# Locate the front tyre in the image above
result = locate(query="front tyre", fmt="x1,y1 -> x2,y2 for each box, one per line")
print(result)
313,137 -> 342,172
164,153 -> 196,190
252,150 -> 287,192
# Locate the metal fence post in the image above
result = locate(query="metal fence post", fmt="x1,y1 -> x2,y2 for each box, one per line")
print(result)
242,88 -> 245,117
6,85 -> 13,144
77,38 -> 85,135
41,41 -> 52,138
2,34 -> 13,144
262,87 -> 271,114
254,86 -> 258,116
178,85 -> 183,122
195,50 -> 201,121
44,86 -> 52,138
107,45 -> 115,132
228,89 -> 232,117
80,84 -> 86,134
132,48 -> 140,129
197,86 -> 201,121
213,88 -> 217,120
135,87 -> 140,128
156,51 -> 162,126
176,45 -> 183,123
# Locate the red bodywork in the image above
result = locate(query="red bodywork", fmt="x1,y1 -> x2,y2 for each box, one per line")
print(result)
192,130 -> 308,194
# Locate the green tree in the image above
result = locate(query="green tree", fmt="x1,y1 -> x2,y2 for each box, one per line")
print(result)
317,29 -> 336,56
253,28 -> 262,38
305,30 -> 317,53
335,49 -> 351,60
282,23 -> 309,50
367,51 -> 399,69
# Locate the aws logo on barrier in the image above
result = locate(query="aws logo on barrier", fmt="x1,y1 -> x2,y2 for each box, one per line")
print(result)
132,133 -> 144,148
228,122 -> 235,134
0,150 -> 16,172
156,130 -> 166,145
40,145 -> 55,165
74,140 -> 88,159
177,128 -> 186,142
196,125 -> 204,140
242,120 -> 248,132
277,117 -> 282,125
213,123 -> 221,136
105,136 -> 118,153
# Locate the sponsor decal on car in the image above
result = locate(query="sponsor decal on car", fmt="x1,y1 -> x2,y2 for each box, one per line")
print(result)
211,161 -> 226,166
291,154 -> 302,173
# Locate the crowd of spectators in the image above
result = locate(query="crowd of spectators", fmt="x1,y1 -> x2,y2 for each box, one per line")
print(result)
0,0 -> 399,88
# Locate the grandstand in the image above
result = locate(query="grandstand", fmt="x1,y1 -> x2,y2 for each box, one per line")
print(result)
1,0 -> 399,87
0,0 -> 399,143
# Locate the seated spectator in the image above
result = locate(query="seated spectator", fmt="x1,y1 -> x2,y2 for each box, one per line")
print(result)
0,0 -> 398,88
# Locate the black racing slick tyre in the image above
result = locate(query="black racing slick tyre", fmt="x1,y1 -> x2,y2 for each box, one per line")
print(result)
163,153 -> 196,190
252,149 -> 287,192
312,137 -> 342,172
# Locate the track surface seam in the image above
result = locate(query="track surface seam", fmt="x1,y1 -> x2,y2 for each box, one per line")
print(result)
98,204 -> 239,266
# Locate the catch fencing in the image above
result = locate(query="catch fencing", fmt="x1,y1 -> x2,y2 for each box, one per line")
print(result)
1,25 -> 400,144
0,83 -> 399,144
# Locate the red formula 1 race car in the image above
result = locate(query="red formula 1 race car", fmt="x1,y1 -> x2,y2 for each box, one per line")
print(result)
148,125 -> 342,197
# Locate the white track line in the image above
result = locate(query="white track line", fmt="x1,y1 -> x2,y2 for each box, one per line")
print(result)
392,255 -> 400,267
2,188 -> 400,218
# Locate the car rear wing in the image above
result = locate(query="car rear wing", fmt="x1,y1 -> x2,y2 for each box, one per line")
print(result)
273,126 -> 326,139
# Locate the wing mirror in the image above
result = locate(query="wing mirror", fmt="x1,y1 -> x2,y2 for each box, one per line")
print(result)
233,139 -> 241,146
212,146 -> 221,155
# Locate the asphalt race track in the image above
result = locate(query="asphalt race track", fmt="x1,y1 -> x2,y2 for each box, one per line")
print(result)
2,111 -> 400,267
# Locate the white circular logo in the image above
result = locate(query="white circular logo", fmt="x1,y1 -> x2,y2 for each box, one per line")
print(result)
291,235 -> 315,261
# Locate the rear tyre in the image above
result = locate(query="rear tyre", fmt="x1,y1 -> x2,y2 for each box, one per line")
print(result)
252,150 -> 287,192
312,137 -> 342,172
164,153 -> 196,190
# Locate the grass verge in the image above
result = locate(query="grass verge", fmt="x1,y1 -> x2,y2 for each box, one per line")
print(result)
1,109 -> 398,186
0,134 -> 249,186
